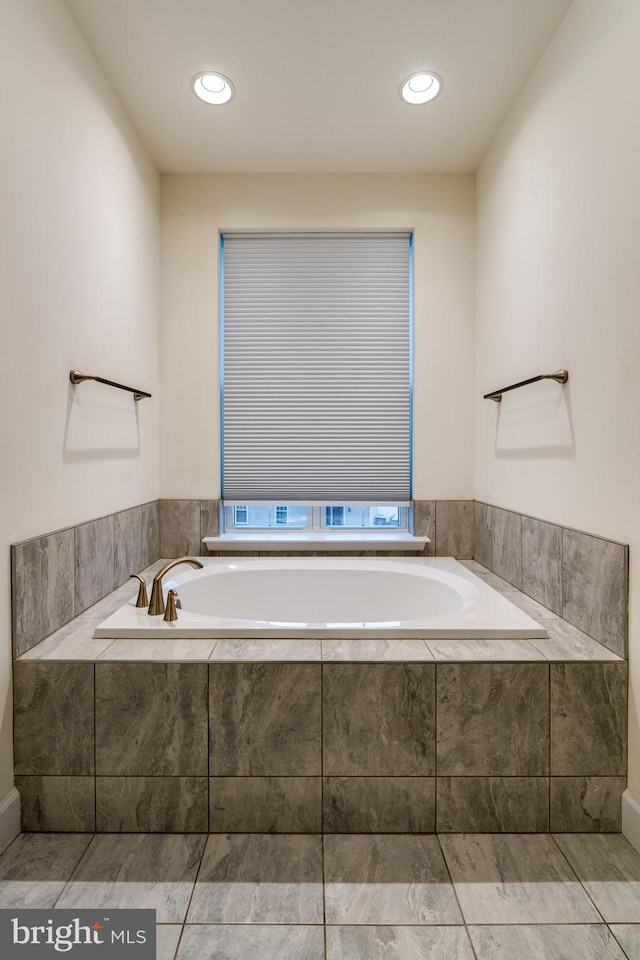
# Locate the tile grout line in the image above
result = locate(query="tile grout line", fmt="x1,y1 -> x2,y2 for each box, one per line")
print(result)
549,660 -> 552,832
321,840 -> 328,959
94,662 -> 97,832
51,834 -> 96,908
434,663 -> 438,832
320,663 -> 328,953
549,833 -> 609,925
321,663 -> 329,957
206,662 -> 210,832
519,510 -> 523,600
434,501 -> 438,559
458,920 -> 632,928
180,834 -> 209,929
170,923 -> 186,960
607,923 -> 634,960
560,525 -> 565,622
436,834 -> 479,960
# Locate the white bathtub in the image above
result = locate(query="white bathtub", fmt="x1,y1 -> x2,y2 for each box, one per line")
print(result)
93,557 -> 547,640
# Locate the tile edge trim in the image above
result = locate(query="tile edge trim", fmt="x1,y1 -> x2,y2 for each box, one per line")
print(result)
622,788 -> 640,855
0,787 -> 20,855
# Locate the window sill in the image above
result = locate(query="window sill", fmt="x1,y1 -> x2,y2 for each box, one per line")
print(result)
202,533 -> 430,552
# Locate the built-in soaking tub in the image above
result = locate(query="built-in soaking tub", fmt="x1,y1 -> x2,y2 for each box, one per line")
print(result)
93,557 -> 547,640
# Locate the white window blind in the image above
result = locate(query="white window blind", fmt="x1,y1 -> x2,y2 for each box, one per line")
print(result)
222,232 -> 411,501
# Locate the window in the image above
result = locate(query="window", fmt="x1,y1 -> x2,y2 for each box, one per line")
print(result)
224,504 -> 408,533
226,505 -> 308,529
221,232 -> 411,510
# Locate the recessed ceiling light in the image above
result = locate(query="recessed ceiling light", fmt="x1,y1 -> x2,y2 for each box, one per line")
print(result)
192,72 -> 235,105
400,71 -> 442,105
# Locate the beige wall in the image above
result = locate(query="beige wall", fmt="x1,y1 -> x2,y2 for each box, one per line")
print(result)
0,0 -> 160,803
159,173 -> 476,501
476,0 -> 640,797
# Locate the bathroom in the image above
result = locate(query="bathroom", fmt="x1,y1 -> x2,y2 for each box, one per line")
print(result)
1,0 -> 639,958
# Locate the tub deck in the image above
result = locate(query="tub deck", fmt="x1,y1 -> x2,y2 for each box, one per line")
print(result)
13,559 -> 627,836
17,558 -> 619,664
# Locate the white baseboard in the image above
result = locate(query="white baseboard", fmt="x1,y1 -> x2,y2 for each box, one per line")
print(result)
0,787 -> 20,854
622,789 -> 640,853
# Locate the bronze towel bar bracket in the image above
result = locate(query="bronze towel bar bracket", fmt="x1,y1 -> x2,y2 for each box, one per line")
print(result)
69,370 -> 152,401
484,369 -> 569,403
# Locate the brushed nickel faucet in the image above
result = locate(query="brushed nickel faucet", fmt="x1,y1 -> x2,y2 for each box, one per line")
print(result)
148,557 -> 203,616
130,573 -> 149,608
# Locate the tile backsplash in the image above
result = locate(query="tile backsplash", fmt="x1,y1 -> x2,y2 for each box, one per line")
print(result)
160,499 -> 219,557
11,497 -> 628,659
521,516 -> 563,615
11,501 -> 160,658
473,502 -> 628,659
12,530 -> 75,659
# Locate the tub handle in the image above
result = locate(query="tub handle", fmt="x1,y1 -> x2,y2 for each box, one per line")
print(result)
164,589 -> 179,623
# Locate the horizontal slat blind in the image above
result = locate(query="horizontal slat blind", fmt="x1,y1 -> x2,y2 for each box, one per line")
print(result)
222,233 -> 411,501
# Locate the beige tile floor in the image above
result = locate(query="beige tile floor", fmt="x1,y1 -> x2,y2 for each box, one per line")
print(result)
0,831 -> 639,958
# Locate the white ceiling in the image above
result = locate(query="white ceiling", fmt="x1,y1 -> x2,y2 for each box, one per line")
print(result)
64,0 -> 573,174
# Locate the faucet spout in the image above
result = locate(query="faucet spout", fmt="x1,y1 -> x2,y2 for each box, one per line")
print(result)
148,556 -> 203,616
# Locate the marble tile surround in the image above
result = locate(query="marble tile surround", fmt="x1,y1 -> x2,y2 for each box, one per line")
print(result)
473,502 -> 629,658
437,777 -> 549,833
323,664 -> 435,776
210,777 -> 322,833
95,662 -> 209,776
12,500 -> 161,657
75,515 -> 116,613
16,494 -> 452,656
13,657 -> 628,834
11,528 -> 75,659
323,776 -> 435,833
521,515 -> 563,615
96,777 -> 208,833
13,497 -> 628,658
15,776 -> 96,832
436,663 -> 549,776
14,662 -> 95,776
411,500 -> 473,559
10,497 -> 629,837
210,664 -> 322,776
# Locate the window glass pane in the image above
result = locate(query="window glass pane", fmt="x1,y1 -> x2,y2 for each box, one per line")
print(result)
234,505 -> 248,525
325,506 -> 344,527
277,505 -> 307,527
226,505 -> 308,529
369,507 -> 400,527
324,506 -> 402,528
